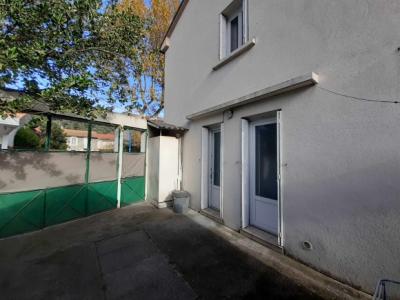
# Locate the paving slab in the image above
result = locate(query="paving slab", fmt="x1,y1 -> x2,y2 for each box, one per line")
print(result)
103,254 -> 196,300
142,213 -> 323,300
0,244 -> 104,300
0,203 -> 365,300
96,230 -> 196,300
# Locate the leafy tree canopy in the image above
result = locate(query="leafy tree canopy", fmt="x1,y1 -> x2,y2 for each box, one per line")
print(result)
117,0 -> 179,116
49,122 -> 68,150
26,116 -> 67,150
0,0 -> 146,118
14,126 -> 40,149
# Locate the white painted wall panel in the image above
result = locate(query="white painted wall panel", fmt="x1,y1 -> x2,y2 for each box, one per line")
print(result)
122,153 -> 145,178
90,152 -> 118,182
146,137 -> 160,203
0,152 -> 87,193
158,137 -> 179,203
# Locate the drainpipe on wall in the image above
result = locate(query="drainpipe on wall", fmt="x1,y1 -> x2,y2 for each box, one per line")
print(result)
177,136 -> 183,190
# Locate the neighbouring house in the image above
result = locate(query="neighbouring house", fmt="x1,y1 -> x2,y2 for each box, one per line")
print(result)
94,132 -> 116,152
160,0 -> 400,294
64,129 -> 116,152
0,113 -> 31,150
64,129 -> 89,151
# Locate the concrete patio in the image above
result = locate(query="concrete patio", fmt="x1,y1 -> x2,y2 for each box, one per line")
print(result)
0,203 -> 368,299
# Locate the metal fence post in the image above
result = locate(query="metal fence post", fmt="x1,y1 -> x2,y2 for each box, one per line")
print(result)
85,122 -> 92,216
117,127 -> 123,208
45,115 -> 52,151
43,115 -> 52,226
144,130 -> 148,201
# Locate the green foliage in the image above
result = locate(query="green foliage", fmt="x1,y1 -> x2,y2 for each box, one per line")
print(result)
0,0 -> 145,117
59,119 -> 88,131
50,122 -> 67,150
26,116 -> 67,150
14,127 -> 40,149
118,0 -> 179,116
92,123 -> 115,134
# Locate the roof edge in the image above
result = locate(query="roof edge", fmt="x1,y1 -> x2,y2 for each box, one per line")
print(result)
160,0 -> 189,53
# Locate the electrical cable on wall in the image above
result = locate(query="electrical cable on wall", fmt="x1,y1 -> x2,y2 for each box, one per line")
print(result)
317,86 -> 399,104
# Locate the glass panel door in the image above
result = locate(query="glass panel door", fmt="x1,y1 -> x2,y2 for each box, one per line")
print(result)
213,131 -> 221,186
255,123 -> 277,200
209,128 -> 221,211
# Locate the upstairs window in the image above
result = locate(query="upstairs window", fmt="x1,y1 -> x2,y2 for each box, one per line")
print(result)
228,8 -> 242,52
229,14 -> 240,52
220,0 -> 248,59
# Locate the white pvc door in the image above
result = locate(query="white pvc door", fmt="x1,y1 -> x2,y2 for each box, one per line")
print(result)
209,129 -> 221,211
249,119 -> 278,234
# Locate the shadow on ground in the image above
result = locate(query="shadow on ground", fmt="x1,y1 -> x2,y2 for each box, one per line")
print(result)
0,203 -> 323,300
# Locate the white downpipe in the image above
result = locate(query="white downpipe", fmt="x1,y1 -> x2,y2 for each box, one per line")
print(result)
117,127 -> 124,208
177,137 -> 183,190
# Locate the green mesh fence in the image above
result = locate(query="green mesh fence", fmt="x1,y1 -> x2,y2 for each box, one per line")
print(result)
0,177 -> 145,238
0,117 -> 147,238
121,177 -> 146,206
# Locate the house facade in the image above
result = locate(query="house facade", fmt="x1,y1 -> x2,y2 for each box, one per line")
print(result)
0,113 -> 31,149
64,129 -> 116,152
161,0 -> 400,293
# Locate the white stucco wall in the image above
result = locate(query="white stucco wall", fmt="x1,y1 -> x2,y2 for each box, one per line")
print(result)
163,0 -> 400,293
146,137 -> 160,203
159,137 -> 179,203
146,136 -> 179,206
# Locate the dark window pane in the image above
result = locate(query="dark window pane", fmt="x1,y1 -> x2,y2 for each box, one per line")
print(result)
123,129 -> 143,153
255,124 -> 277,200
230,16 -> 239,52
213,131 -> 221,186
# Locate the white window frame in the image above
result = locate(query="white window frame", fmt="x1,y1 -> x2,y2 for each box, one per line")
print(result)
70,137 -> 78,146
227,9 -> 243,54
220,0 -> 249,59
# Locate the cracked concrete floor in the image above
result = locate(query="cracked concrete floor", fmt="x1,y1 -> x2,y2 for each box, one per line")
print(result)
0,203 -> 349,299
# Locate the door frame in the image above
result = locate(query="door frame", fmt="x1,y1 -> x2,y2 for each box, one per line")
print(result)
201,124 -> 224,218
241,111 -> 283,246
249,117 -> 278,234
208,126 -> 221,211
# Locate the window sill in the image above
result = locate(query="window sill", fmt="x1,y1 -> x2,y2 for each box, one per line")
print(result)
213,38 -> 256,71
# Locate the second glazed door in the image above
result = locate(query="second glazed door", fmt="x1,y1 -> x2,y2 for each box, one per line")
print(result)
209,129 -> 221,211
249,119 -> 278,234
